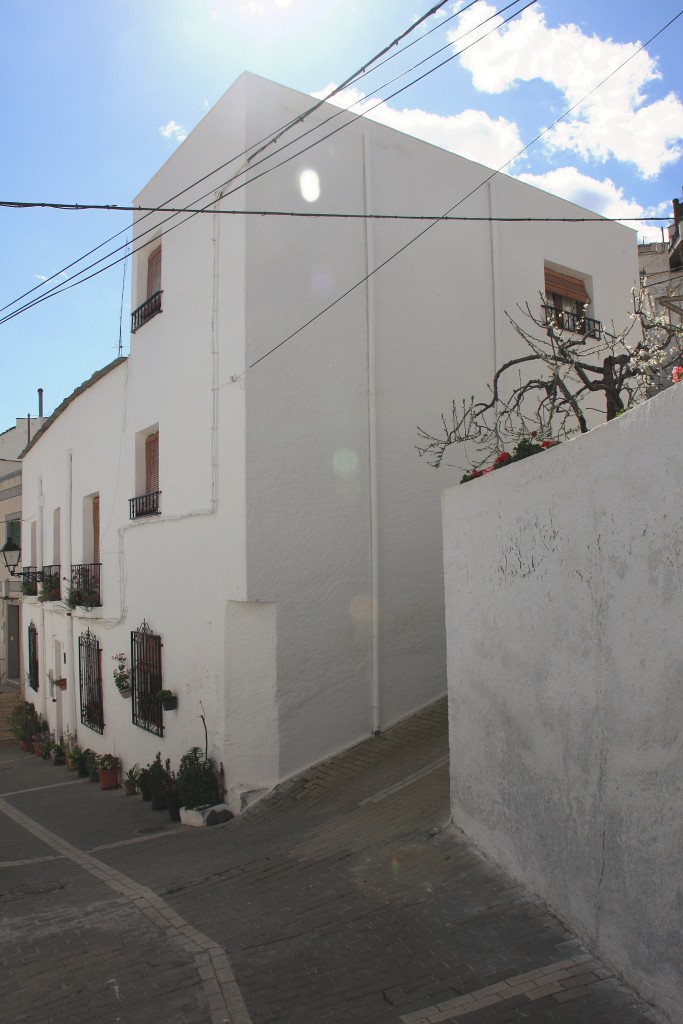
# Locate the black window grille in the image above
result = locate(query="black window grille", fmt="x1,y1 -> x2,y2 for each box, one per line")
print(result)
27,621 -> 39,691
129,491 -> 161,519
79,628 -> 104,733
131,620 -> 163,736
70,563 -> 101,608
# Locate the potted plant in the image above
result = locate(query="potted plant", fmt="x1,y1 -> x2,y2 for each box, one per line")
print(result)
178,747 -> 222,811
86,750 -> 100,783
52,739 -> 66,766
73,746 -> 90,777
138,766 -> 152,802
96,753 -> 121,790
112,652 -> 131,697
123,764 -> 140,796
157,689 -> 177,711
148,752 -> 168,810
7,701 -> 41,752
162,763 -> 181,821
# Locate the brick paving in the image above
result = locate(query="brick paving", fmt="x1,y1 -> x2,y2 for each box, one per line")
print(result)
0,701 -> 666,1024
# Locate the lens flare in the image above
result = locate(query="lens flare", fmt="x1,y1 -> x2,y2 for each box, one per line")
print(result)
299,169 -> 320,202
333,448 -> 359,479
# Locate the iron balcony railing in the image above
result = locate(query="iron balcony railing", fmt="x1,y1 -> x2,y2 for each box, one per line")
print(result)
41,565 -> 61,601
22,569 -> 38,597
543,305 -> 602,340
131,290 -> 163,333
70,563 -> 102,608
129,491 -> 161,520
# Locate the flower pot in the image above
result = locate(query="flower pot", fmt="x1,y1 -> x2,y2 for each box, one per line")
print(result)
166,794 -> 181,821
19,739 -> 31,752
124,783 -> 137,796
88,768 -> 99,783
117,686 -> 132,699
98,768 -> 119,790
160,695 -> 177,711
77,764 -> 89,778
55,679 -> 67,691
151,791 -> 167,811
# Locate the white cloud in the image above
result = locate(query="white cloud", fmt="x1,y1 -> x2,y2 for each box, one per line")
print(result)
159,120 -> 188,144
312,84 -> 524,169
515,166 -> 664,242
451,2 -> 683,177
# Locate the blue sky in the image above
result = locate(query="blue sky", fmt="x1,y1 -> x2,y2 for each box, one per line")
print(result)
2,0 -> 683,431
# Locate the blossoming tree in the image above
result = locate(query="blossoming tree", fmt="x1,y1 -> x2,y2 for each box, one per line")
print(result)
417,291 -> 683,470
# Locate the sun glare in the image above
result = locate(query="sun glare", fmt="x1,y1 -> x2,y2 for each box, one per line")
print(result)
299,169 -> 320,202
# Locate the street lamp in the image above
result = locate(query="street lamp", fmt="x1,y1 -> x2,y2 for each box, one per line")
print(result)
1,539 -> 43,581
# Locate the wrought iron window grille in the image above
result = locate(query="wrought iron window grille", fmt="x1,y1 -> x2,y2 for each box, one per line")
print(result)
131,620 -> 164,737
79,628 -> 104,733
69,563 -> 101,608
40,565 -> 61,601
27,621 -> 39,691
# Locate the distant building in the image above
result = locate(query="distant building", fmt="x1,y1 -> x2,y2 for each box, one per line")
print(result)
1,410 -> 45,689
19,73 -> 639,809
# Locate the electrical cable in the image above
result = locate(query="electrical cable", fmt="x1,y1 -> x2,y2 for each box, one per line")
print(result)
0,200 -> 672,224
0,1 -> 534,325
0,0 -> 460,318
246,6 -> 683,372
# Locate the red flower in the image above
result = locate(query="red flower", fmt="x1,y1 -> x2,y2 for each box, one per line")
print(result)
541,440 -> 558,449
494,452 -> 512,464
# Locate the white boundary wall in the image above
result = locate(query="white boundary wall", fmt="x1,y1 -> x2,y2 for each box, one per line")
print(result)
443,386 -> 683,1021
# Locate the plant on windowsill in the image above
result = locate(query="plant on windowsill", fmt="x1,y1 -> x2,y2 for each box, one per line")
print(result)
64,579 -> 99,612
39,574 -> 61,602
96,753 -> 120,790
156,689 -> 177,711
20,576 -> 38,598
112,652 -> 131,696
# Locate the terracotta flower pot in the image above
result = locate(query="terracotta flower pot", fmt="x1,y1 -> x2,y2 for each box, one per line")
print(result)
98,768 -> 119,790
19,739 -> 31,752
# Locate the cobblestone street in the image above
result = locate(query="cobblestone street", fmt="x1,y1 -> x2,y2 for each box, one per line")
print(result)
0,701 -> 665,1024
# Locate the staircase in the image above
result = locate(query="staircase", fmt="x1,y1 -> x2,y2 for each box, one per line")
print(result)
0,688 -> 22,744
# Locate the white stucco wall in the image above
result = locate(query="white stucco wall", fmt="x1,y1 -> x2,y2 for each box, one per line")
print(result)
19,72 -> 640,809
443,386 -> 683,1021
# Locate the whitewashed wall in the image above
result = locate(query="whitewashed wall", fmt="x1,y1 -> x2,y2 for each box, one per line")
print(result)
443,385 -> 683,1021
20,72 -> 640,807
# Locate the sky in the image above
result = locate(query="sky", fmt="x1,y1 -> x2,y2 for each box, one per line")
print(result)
2,0 -> 683,432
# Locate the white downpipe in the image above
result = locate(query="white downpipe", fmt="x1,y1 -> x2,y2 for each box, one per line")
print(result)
37,477 -> 47,719
487,180 -> 501,376
64,450 -> 78,731
363,133 -> 381,735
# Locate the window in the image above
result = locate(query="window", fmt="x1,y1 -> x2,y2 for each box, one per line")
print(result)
79,629 -> 104,733
27,621 -> 39,691
5,519 -> 20,547
131,620 -> 164,736
130,427 -> 161,518
131,241 -> 163,332
543,266 -> 601,339
70,494 -> 101,607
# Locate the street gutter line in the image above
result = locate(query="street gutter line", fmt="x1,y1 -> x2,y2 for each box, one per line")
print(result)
0,795 -> 253,1024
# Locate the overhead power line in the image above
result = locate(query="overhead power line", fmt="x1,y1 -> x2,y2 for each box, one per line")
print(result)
0,0 -> 531,326
0,200 -> 672,223
0,0 -> 466,321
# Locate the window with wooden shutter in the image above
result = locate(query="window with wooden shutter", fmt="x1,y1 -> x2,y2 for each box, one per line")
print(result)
145,432 -> 159,494
147,245 -> 161,299
544,268 -> 590,307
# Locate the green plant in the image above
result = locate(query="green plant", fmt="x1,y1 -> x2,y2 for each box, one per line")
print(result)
177,747 -> 221,809
7,701 -> 41,741
97,752 -> 120,771
156,689 -> 174,702
123,764 -> 140,793
64,580 -> 99,611
138,766 -> 152,800
112,653 -> 131,692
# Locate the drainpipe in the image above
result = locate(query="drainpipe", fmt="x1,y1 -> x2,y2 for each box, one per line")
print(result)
37,477 -> 47,719
487,180 -> 501,378
64,451 -> 77,731
363,133 -> 381,735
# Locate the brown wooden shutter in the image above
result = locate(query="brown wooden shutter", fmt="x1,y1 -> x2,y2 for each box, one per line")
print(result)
145,432 -> 159,494
147,246 -> 161,298
92,496 -> 100,565
544,268 -> 590,305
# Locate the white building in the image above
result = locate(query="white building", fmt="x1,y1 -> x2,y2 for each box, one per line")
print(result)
19,73 -> 638,808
